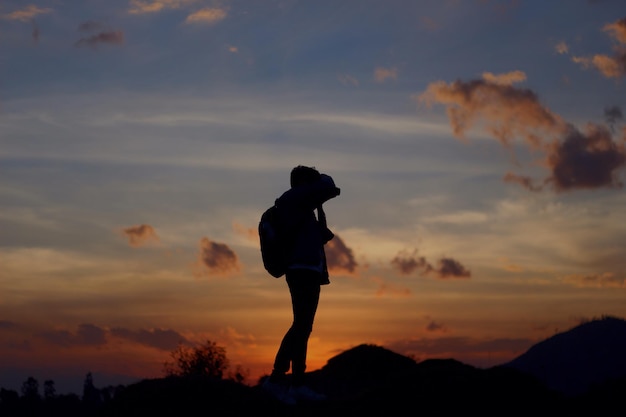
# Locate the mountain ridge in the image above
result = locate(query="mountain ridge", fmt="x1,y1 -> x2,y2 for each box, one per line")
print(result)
503,315 -> 626,396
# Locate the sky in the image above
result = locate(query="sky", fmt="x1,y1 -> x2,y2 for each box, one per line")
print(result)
1,0 -> 626,395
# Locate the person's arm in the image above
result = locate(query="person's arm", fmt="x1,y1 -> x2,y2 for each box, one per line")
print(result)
317,205 -> 335,244
317,205 -> 327,228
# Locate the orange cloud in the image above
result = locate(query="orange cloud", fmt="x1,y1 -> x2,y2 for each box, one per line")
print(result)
481,70 -> 526,85
372,276 -> 411,298
555,41 -> 569,55
573,53 -> 626,79
603,17 -> 626,45
128,0 -> 195,14
374,67 -> 398,83
185,8 -> 227,24
391,249 -> 471,279
326,234 -> 358,275
75,30 -> 125,48
232,221 -> 256,243
121,224 -> 159,247
562,272 -> 626,288
418,73 -> 626,192
418,71 -> 564,147
2,5 -> 52,22
571,17 -> 626,79
196,237 -> 240,276
499,258 -> 524,272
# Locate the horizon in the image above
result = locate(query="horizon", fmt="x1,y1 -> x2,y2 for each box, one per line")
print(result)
2,0 -> 626,397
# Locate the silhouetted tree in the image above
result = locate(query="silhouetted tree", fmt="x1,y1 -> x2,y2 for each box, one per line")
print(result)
44,379 -> 56,400
229,364 -> 250,384
20,376 -> 40,400
163,339 -> 229,379
82,371 -> 101,406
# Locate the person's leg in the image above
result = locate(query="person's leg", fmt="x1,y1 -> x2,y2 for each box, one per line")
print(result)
285,270 -> 320,386
270,328 -> 294,383
270,269 -> 320,384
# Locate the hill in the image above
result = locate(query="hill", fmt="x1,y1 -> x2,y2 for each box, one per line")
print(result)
503,315 -> 626,396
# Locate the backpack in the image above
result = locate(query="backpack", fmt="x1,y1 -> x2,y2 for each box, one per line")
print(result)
258,202 -> 290,278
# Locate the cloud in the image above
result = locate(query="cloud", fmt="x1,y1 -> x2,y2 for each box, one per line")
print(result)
603,17 -> 626,45
548,124 -> 626,191
562,272 -> 626,288
573,53 -> 626,79
338,74 -> 359,86
128,0 -> 196,14
75,30 -> 125,48
391,249 -> 471,279
39,324 -> 107,347
423,210 -> 488,225
372,276 -> 411,297
426,320 -> 448,333
326,234 -> 358,275
110,327 -> 189,350
555,41 -> 569,55
36,323 -> 189,351
232,221 -> 257,242
386,335 -> 534,363
185,8 -> 227,24
217,326 -> 257,350
417,70 -> 563,146
419,16 -> 441,32
0,320 -> 18,330
374,67 -> 398,83
418,72 -> 626,192
78,20 -> 104,32
121,224 -> 159,247
605,105 -> 623,131
437,257 -> 472,278
571,17 -> 626,79
507,123 -> 626,192
196,237 -> 240,276
481,70 -> 526,86
391,249 -> 431,275
32,21 -> 40,43
1,5 -> 52,22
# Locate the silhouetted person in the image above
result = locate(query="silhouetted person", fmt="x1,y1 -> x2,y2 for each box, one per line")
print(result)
262,165 -> 340,404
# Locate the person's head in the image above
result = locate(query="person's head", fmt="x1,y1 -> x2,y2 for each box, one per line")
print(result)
290,165 -> 321,188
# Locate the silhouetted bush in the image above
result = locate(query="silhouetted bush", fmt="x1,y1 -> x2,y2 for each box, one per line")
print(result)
163,339 -> 229,379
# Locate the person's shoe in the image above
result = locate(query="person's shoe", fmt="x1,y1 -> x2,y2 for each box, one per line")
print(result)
262,378 -> 296,405
288,385 -> 327,402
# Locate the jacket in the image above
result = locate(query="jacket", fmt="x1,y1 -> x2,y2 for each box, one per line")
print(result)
275,174 -> 340,281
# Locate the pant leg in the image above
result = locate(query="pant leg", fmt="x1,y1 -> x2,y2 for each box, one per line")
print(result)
272,269 -> 321,384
